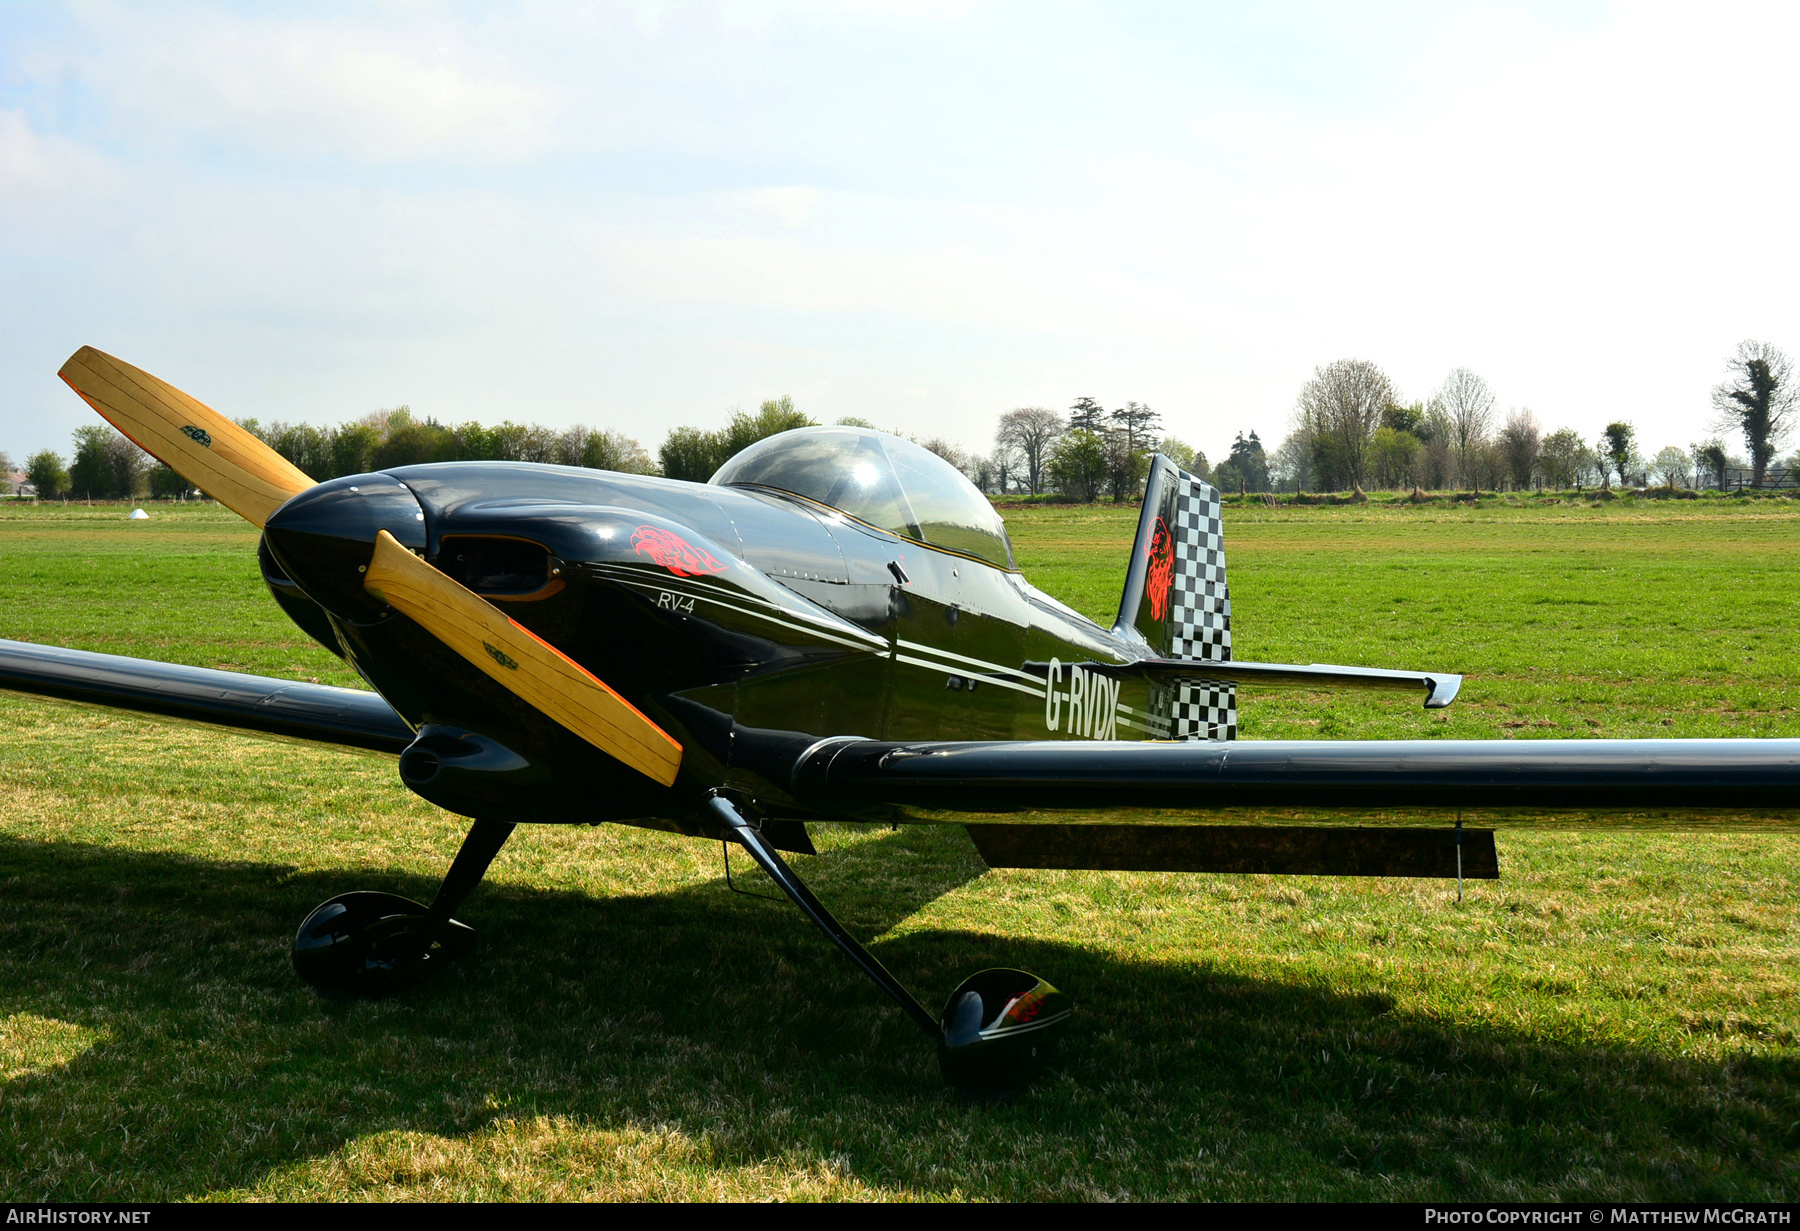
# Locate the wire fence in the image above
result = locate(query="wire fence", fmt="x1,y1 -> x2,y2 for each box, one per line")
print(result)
1720,467 -> 1798,491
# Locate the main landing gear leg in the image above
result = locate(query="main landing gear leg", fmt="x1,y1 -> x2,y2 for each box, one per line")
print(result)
292,818 -> 516,997
707,793 -> 937,1034
705,793 -> 1072,1095
421,819 -> 516,937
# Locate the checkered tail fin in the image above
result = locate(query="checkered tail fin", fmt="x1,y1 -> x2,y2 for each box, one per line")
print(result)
1114,454 -> 1236,740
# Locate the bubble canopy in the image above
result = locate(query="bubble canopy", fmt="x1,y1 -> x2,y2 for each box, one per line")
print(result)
711,427 -> 1016,569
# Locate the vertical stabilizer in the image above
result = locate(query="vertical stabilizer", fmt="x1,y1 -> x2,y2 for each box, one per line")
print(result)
1114,454 -> 1236,740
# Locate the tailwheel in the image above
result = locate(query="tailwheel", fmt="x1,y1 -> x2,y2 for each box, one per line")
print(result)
936,969 -> 1072,1097
291,890 -> 475,996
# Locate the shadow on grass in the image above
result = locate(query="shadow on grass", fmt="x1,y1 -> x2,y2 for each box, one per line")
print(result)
1,826 -> 1796,1201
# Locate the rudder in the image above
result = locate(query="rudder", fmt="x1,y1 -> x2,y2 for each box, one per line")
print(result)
1114,454 -> 1236,740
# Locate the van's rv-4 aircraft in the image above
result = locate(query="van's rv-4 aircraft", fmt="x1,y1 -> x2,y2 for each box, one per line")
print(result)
6,347 -> 1798,1093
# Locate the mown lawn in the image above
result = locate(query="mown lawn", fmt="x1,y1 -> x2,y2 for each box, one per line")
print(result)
1,498 -> 1798,1201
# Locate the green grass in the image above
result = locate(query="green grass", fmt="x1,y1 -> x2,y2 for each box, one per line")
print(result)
2,499 -> 1799,1201
1006,498 -> 1800,742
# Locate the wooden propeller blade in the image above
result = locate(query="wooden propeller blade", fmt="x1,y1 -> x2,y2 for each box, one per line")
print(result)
58,346 -> 314,528
363,530 -> 683,787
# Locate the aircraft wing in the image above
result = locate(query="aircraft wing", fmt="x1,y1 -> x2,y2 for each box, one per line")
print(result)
787,734 -> 1800,816
776,734 -> 1800,876
0,638 -> 413,753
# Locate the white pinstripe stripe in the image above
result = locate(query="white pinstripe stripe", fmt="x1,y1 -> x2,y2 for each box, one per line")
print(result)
892,654 -> 1044,698
894,638 -> 1046,688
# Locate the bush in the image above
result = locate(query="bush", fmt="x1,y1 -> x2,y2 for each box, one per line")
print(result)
148,465 -> 189,499
659,398 -> 814,482
990,492 -> 1081,507
26,450 -> 68,500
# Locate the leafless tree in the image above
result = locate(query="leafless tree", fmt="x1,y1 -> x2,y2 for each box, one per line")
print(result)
1434,368 -> 1496,490
554,423 -> 652,473
1477,438 -> 1509,490
1652,445 -> 1691,489
1497,408 -> 1541,490
995,407 -> 1064,495
1103,426 -> 1149,502
1269,432 -> 1312,493
1711,340 -> 1797,488
554,425 -> 590,468
921,437 -> 976,482
988,442 -> 1021,494
1294,359 -> 1394,490
517,424 -> 561,465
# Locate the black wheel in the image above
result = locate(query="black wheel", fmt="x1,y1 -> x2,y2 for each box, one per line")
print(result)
937,968 -> 1072,1095
292,890 -> 475,997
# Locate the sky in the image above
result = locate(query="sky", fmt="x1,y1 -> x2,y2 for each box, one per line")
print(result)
4,0 -> 1798,468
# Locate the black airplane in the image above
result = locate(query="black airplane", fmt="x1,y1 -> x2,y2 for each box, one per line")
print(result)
6,346 -> 1797,1093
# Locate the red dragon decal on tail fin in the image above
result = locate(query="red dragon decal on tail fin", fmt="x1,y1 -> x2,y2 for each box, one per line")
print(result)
631,525 -> 728,578
1145,517 -> 1174,620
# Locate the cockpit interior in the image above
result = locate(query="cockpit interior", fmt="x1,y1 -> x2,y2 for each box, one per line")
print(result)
711,426 -> 1016,569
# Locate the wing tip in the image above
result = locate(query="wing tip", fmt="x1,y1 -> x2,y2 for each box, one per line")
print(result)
1424,674 -> 1463,708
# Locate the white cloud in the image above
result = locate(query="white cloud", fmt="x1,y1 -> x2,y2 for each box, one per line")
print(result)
0,108 -> 115,217
722,185 -> 822,228
48,6 -> 556,163
5,2 -> 1800,465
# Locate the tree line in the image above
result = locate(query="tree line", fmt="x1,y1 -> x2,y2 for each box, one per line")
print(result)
1268,341 -> 1798,495
987,401 -> 1269,500
14,408 -> 662,501
11,339 -> 1793,502
10,397 -> 970,501
978,340 -> 1797,504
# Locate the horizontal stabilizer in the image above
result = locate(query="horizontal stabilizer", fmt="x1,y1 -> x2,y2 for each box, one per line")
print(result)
1027,659 -> 1462,708
967,823 -> 1498,879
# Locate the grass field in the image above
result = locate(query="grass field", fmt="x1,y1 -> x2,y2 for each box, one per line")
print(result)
2,498 -> 1799,1201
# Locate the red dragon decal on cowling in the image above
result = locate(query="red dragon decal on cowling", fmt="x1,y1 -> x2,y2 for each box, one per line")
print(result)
631,525 -> 729,578
1145,516 -> 1174,621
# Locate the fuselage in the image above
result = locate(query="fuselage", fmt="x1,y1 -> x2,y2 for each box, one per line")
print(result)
260,461 -> 1161,829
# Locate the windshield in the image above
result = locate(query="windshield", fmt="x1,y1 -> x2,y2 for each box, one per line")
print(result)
711,426 -> 1015,569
